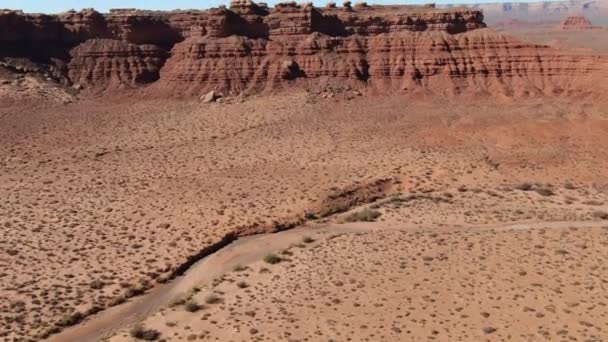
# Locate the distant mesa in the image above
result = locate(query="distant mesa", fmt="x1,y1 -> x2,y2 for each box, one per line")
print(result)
560,15 -> 601,30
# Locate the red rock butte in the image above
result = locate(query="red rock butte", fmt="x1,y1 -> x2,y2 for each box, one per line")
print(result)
1,1 -> 607,98
560,14 -> 601,30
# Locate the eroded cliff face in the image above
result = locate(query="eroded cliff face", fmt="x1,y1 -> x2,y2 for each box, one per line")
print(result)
1,2 -> 606,98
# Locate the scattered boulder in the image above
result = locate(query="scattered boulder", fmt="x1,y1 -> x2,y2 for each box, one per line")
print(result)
281,60 -> 301,80
201,91 -> 219,103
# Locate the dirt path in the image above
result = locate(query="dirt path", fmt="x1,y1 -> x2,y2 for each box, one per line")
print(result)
47,219 -> 608,342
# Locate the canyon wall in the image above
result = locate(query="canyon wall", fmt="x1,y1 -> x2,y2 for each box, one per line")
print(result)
1,1 -> 606,98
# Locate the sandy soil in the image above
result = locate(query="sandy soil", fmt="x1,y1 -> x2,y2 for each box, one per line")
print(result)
58,180 -> 608,341
106,218 -> 608,342
1,90 -> 608,341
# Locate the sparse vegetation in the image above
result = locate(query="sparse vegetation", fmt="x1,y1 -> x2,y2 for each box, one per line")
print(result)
319,203 -> 350,218
90,279 -> 104,290
130,324 -> 160,340
535,187 -> 555,196
57,311 -> 83,327
39,326 -> 61,339
302,236 -> 315,243
593,211 -> 608,220
304,212 -> 318,220
233,264 -> 248,272
109,295 -> 126,306
169,297 -> 186,307
85,305 -> 103,316
515,182 -> 533,191
184,300 -> 202,312
124,286 -> 145,298
263,253 -> 282,264
205,294 -> 221,304
482,327 -> 497,334
344,208 -> 382,222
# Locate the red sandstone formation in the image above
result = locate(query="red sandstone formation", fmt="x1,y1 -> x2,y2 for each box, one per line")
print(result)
1,2 -> 606,98
68,39 -> 167,88
560,15 -> 600,30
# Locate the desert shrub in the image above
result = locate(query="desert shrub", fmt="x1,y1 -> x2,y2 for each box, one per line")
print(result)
237,281 -> 249,289
344,208 -> 382,222
535,188 -> 554,196
90,279 -> 104,290
233,264 -> 248,272
109,295 -> 126,306
124,286 -> 145,298
583,200 -> 604,206
593,211 -> 608,220
184,300 -> 201,312
304,212 -> 318,220
130,324 -> 160,340
169,296 -> 186,307
263,253 -> 282,264
39,326 -> 61,339
57,311 -> 83,327
85,305 -> 103,316
482,326 -> 497,334
515,182 -> 533,191
205,294 -> 221,304
302,236 -> 315,243
319,204 -> 350,218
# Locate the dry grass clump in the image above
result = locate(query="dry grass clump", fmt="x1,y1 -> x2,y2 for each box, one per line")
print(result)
535,187 -> 554,196
57,311 -> 83,327
515,182 -> 533,191
184,300 -> 202,312
205,294 -> 221,304
302,236 -> 315,243
344,208 -> 382,222
263,253 -> 282,264
232,264 -> 248,272
592,211 -> 608,220
89,279 -> 104,290
319,204 -> 350,218
130,324 -> 160,340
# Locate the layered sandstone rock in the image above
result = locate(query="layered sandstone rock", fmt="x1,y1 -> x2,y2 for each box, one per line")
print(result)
1,3 -> 606,98
68,39 -> 166,88
560,15 -> 600,30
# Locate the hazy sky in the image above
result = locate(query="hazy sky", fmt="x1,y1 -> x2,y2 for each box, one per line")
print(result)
3,0 -> 559,14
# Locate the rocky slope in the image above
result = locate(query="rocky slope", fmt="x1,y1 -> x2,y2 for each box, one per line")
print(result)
1,1 -> 606,98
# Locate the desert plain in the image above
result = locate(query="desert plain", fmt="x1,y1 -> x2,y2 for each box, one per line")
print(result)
1,0 -> 608,341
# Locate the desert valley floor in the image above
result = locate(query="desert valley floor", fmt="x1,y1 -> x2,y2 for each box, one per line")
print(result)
1,1 -> 608,342
2,93 -> 608,341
